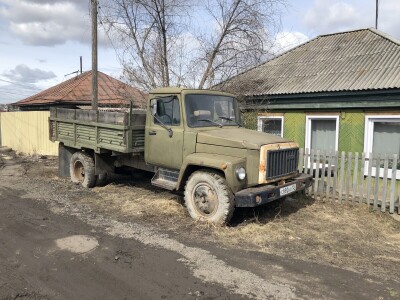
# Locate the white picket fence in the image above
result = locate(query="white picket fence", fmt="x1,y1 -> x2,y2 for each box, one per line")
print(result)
299,149 -> 400,214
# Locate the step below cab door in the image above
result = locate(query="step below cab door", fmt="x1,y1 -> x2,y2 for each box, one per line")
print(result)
145,95 -> 184,169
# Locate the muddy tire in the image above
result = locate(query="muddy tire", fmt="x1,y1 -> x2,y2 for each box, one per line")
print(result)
95,173 -> 108,187
184,170 -> 234,225
70,152 -> 96,188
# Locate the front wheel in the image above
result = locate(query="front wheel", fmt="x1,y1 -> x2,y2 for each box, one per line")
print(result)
184,170 -> 235,225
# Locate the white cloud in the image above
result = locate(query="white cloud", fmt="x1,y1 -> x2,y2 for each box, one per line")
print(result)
2,64 -> 56,83
379,0 -> 400,39
0,0 -> 104,46
303,0 -> 367,34
301,0 -> 400,39
271,31 -> 310,55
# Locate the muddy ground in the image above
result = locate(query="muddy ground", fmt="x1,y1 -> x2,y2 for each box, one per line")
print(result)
1,151 -> 400,299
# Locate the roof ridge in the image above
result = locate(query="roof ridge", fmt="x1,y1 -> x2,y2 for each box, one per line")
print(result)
367,27 -> 400,47
214,34 -> 320,89
59,71 -> 91,101
317,27 -> 370,38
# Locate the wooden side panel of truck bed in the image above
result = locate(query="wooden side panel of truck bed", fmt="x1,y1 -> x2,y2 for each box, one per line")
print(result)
49,108 -> 146,154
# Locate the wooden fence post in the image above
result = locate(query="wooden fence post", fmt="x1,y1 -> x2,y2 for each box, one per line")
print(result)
314,150 -> 320,198
333,151 -> 339,201
359,152 -> 365,204
389,154 -> 398,214
320,151 -> 326,198
381,154 -> 389,212
339,151 -> 345,203
373,155 -> 381,210
326,151 -> 332,201
345,152 -> 352,203
352,152 -> 359,204
308,149 -> 314,196
366,153 -> 373,206
304,148 -> 309,175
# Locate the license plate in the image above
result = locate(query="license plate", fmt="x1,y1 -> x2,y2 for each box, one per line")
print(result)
280,184 -> 296,196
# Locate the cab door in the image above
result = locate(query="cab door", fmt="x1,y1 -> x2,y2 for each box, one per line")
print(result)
145,95 -> 184,169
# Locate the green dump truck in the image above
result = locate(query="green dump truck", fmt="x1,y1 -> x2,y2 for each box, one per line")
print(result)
49,87 -> 312,224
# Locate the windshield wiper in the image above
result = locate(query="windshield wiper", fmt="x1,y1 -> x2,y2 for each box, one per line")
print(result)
198,119 -> 223,128
218,116 -> 242,127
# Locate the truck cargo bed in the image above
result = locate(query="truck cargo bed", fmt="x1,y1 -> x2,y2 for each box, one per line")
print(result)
49,108 -> 146,153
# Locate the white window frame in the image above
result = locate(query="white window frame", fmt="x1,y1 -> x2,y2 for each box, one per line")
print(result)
257,116 -> 284,137
364,115 -> 400,179
305,115 -> 339,152
305,115 -> 339,169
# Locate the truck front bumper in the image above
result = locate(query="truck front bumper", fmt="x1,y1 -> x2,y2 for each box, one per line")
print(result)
234,173 -> 313,207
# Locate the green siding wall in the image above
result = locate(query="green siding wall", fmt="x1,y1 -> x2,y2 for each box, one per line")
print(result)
246,109 -> 365,153
243,111 -> 258,130
283,112 -> 306,148
338,111 -> 364,153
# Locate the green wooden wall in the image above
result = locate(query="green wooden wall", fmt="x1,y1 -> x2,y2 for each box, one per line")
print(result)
338,111 -> 364,153
243,110 -> 365,153
283,112 -> 306,148
242,111 -> 258,130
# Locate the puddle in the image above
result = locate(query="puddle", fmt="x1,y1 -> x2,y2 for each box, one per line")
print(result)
55,235 -> 99,254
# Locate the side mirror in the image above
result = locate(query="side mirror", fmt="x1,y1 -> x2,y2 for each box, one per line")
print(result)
150,99 -> 157,116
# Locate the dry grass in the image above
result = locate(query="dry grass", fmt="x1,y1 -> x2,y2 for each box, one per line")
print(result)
85,172 -> 400,279
88,179 -> 187,221
213,197 -> 400,278
22,157 -> 400,280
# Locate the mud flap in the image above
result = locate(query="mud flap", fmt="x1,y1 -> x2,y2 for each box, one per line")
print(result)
58,143 -> 76,178
94,153 -> 115,176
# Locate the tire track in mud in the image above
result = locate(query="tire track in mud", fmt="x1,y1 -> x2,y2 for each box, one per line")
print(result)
9,174 -> 298,300
49,195 -> 297,299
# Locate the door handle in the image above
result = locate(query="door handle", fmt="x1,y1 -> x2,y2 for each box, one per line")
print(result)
149,130 -> 157,135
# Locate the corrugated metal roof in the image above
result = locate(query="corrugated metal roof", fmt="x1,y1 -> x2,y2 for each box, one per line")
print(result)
216,28 -> 400,96
14,71 -> 147,107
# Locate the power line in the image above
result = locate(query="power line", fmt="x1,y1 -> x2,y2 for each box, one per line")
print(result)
0,90 -> 32,97
0,78 -> 41,91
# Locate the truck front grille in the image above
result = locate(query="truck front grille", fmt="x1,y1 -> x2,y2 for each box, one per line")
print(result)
266,148 -> 299,180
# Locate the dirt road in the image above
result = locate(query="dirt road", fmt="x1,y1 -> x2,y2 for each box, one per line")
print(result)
0,153 -> 399,299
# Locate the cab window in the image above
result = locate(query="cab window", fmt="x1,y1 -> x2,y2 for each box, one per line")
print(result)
154,96 -> 180,126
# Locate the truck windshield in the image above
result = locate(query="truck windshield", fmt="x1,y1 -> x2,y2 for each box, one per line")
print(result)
185,94 -> 241,128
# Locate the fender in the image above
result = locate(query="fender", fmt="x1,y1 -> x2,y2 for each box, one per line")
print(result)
177,153 -> 246,193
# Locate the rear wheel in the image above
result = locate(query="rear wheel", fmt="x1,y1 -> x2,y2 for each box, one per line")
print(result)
184,170 -> 234,225
70,152 -> 96,188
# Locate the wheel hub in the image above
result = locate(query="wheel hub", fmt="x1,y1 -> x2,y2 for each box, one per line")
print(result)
73,161 -> 85,182
193,183 -> 218,216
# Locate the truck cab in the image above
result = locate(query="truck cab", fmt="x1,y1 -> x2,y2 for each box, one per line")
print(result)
145,88 -> 311,223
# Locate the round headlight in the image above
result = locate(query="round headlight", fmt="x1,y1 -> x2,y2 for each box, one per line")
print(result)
236,167 -> 246,180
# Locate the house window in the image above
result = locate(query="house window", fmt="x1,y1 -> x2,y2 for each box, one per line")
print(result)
364,115 -> 400,179
305,115 -> 339,152
257,116 -> 284,137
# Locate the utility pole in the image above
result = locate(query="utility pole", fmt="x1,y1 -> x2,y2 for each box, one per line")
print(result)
91,0 -> 98,110
375,0 -> 379,30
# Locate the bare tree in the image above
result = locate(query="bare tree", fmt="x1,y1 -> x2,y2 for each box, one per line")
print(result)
99,0 -> 190,90
99,0 -> 285,90
196,0 -> 285,89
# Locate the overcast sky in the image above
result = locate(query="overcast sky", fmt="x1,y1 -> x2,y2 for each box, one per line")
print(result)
1,0 -> 400,104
